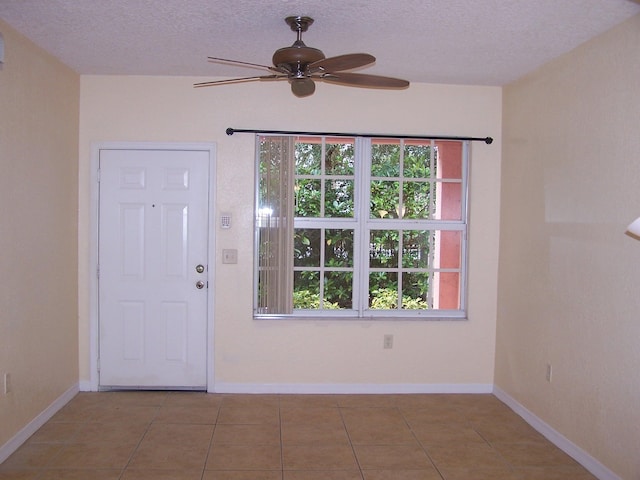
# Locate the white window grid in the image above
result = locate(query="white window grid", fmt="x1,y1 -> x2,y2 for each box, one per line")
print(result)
255,135 -> 469,320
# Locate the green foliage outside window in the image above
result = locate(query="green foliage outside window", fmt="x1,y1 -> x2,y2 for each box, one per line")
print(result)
292,140 -> 435,310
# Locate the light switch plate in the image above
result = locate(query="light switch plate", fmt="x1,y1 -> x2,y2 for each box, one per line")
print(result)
222,249 -> 238,264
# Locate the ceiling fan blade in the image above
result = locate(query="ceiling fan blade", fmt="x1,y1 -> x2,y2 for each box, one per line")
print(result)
207,56 -> 282,73
194,75 -> 283,88
321,72 -> 409,89
308,53 -> 375,73
290,78 -> 316,97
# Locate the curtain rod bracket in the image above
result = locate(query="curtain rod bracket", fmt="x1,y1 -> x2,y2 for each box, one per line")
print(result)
226,127 -> 492,144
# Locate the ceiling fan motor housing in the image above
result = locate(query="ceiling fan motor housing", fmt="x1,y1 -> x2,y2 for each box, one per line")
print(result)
273,17 -> 325,75
272,45 -> 325,75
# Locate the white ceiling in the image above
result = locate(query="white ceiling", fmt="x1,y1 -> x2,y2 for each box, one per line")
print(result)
1,0 -> 639,86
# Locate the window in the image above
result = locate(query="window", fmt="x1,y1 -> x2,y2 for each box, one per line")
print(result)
255,135 -> 469,319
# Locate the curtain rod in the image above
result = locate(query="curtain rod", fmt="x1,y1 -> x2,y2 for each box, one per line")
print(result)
226,127 -> 493,144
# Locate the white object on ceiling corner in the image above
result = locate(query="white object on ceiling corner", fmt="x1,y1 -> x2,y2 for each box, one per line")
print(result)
626,216 -> 640,238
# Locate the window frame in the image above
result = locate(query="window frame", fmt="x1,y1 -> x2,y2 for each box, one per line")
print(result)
254,134 -> 470,320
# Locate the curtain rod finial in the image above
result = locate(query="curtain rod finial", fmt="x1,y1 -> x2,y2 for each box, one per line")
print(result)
226,128 -> 235,136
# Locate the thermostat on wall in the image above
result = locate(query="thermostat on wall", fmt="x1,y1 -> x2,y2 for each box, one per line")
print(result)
221,212 -> 231,229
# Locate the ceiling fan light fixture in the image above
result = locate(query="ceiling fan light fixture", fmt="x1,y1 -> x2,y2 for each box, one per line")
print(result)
291,78 -> 315,97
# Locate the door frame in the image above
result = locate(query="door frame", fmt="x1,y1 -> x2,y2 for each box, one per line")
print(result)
88,141 -> 217,392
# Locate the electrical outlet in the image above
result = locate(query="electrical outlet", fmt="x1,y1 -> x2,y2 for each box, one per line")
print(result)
546,364 -> 553,382
3,373 -> 11,394
383,334 -> 394,349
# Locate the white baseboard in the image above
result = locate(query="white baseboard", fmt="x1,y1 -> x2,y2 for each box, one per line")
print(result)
493,386 -> 621,480
78,379 -> 95,392
0,383 -> 79,464
213,382 -> 494,394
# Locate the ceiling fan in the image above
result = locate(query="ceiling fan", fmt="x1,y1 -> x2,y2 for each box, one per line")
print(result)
194,16 -> 410,97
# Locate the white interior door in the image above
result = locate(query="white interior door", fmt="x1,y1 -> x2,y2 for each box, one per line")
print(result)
98,148 -> 210,389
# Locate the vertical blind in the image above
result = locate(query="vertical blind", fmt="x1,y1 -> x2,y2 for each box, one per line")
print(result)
255,136 -> 295,314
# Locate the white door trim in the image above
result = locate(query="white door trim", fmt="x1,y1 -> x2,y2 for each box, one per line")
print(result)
88,141 -> 217,392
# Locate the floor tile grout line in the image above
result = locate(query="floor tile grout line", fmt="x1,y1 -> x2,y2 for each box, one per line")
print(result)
278,396 -> 285,480
398,405 -> 447,480
199,411 -> 219,480
32,418 -> 84,477
465,409 -> 542,475
115,400 -> 161,480
337,405 -> 366,480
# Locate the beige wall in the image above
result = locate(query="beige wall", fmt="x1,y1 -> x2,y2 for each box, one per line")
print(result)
497,14 -> 640,480
0,20 -> 79,446
78,77 -> 502,389
4,7 -> 639,474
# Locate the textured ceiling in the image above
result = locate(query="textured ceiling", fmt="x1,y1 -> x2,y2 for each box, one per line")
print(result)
1,0 -> 639,86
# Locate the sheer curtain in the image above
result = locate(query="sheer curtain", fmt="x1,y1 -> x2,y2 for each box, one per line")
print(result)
255,136 -> 295,314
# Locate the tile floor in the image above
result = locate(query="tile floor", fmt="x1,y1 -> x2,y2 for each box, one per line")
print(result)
0,392 -> 598,479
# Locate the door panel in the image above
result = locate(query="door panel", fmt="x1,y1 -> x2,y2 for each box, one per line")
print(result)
98,148 -> 209,389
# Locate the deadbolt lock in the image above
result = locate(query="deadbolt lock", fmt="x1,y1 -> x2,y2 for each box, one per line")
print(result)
195,264 -> 205,273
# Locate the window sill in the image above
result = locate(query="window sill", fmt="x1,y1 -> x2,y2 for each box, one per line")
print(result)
254,312 -> 467,322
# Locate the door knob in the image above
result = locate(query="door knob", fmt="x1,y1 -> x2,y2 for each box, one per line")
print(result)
195,264 -> 205,273
196,280 -> 205,289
